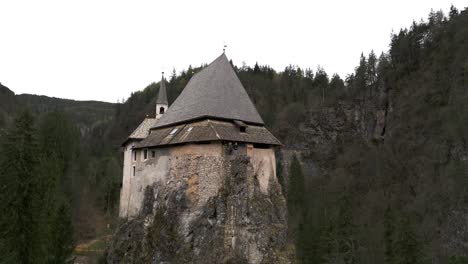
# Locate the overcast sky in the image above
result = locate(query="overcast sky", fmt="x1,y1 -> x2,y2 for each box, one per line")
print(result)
0,0 -> 465,102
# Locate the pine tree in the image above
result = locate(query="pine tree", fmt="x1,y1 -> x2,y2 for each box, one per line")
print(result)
287,154 -> 306,261
38,111 -> 76,263
0,111 -> 48,263
354,53 -> 368,97
287,154 -> 305,218
367,50 -> 378,97
393,216 -> 425,264
48,201 -> 74,264
323,195 -> 359,264
384,207 -> 396,263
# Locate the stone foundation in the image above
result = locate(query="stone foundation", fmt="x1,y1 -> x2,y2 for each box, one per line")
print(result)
111,145 -> 293,263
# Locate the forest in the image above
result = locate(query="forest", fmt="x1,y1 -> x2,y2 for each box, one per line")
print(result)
0,6 -> 467,264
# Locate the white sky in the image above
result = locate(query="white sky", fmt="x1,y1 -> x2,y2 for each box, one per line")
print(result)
0,0 -> 465,103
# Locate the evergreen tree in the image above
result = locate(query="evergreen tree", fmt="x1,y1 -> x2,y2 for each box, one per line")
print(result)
353,53 -> 368,97
38,111 -> 76,263
314,66 -> 329,104
102,157 -> 121,216
329,74 -> 345,98
0,111 -> 47,263
393,216 -> 425,264
48,201 -> 73,264
384,207 -> 396,264
323,195 -> 359,264
287,155 -> 306,261
367,50 -> 378,97
287,154 -> 305,217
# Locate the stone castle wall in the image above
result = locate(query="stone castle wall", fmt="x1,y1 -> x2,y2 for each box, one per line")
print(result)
119,142 -> 278,219
110,144 -> 292,263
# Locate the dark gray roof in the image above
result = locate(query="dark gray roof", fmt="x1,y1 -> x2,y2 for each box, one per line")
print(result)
135,119 -> 281,149
156,76 -> 168,105
152,54 -> 264,128
122,118 -> 157,146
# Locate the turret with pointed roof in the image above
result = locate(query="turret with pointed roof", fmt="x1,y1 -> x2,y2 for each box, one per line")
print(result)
156,73 -> 168,119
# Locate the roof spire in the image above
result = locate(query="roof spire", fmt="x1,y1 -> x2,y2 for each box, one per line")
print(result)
156,73 -> 168,105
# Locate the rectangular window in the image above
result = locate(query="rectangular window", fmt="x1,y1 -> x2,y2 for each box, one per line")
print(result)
143,149 -> 148,160
133,150 -> 137,161
253,143 -> 270,149
151,151 -> 156,158
133,166 -> 136,176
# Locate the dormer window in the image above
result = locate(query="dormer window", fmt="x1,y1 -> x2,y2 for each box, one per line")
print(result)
233,120 -> 247,133
160,107 -> 165,114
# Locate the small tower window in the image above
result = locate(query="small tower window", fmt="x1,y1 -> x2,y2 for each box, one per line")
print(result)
151,151 -> 156,158
133,166 -> 136,176
133,150 -> 137,161
160,107 -> 165,114
143,149 -> 148,160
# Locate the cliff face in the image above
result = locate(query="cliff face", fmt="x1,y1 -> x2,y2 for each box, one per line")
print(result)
107,155 -> 292,264
278,52 -> 468,261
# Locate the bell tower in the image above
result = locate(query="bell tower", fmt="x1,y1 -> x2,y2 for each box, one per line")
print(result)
156,72 -> 168,120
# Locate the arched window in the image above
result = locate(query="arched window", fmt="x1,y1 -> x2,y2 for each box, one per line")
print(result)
160,107 -> 165,114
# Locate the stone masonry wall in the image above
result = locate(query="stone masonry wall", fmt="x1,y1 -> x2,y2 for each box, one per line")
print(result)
109,144 -> 293,263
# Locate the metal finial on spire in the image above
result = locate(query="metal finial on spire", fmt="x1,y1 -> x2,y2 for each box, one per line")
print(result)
223,44 -> 227,53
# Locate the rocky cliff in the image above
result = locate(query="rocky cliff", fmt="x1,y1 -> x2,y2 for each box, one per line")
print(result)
106,155 -> 293,264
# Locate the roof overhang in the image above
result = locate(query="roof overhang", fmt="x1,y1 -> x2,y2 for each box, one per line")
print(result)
136,119 -> 281,149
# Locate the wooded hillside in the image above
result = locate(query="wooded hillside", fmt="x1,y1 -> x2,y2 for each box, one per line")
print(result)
0,6 -> 467,263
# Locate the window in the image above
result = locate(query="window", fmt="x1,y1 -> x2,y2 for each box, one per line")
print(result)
253,143 -> 270,149
151,151 -> 156,158
133,150 -> 137,161
133,166 -> 136,176
160,107 -> 165,114
195,141 -> 211,145
233,120 -> 247,133
143,149 -> 148,160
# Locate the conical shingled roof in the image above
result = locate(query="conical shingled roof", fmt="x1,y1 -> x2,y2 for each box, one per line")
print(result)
152,54 -> 264,128
156,75 -> 168,105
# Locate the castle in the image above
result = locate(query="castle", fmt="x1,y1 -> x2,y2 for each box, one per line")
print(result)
119,53 -> 281,218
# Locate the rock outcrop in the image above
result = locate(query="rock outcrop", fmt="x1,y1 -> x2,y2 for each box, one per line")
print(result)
106,155 -> 292,264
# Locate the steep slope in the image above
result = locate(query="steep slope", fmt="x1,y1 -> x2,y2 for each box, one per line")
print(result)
0,84 -> 116,138
0,83 -> 20,127
16,94 -> 115,138
282,8 -> 468,263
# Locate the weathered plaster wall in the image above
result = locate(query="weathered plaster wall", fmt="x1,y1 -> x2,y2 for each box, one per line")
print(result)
121,143 -> 225,218
120,141 -> 279,222
155,103 -> 167,120
247,145 -> 276,194
127,147 -> 171,217
119,142 -> 135,218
